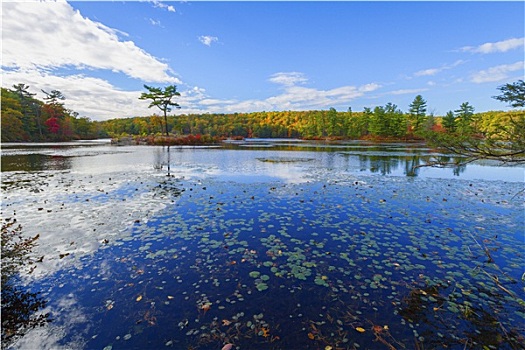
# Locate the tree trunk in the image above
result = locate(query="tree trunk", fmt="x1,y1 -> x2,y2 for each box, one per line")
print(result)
163,111 -> 169,137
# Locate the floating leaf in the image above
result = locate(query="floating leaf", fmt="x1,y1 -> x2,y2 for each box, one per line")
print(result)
136,295 -> 143,302
355,327 -> 366,333
256,283 -> 268,291
249,271 -> 261,278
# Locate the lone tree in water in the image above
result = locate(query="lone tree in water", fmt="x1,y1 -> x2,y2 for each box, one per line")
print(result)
139,85 -> 181,137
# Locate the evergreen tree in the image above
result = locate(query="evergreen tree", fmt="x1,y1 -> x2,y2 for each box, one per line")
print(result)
492,80 -> 525,108
442,111 -> 456,132
408,95 -> 427,133
139,85 -> 181,137
454,102 -> 475,133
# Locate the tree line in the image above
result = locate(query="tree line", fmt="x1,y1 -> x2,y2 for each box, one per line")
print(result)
2,82 -> 524,163
100,100 -> 522,141
1,85 -> 107,142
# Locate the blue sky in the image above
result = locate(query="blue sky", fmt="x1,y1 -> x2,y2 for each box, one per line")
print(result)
2,1 -> 524,120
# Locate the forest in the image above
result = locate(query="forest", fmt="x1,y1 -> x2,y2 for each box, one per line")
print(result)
2,82 -> 524,156
1,85 -> 107,142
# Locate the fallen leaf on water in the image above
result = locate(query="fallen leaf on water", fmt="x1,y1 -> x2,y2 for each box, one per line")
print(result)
307,333 -> 315,340
261,327 -> 270,337
136,295 -> 143,302
355,327 -> 366,333
373,325 -> 383,333
221,344 -> 233,350
167,295 -> 174,300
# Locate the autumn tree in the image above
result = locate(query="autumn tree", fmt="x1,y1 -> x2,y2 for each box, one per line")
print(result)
1,89 -> 25,142
41,89 -> 66,137
426,85 -> 524,165
139,85 -> 181,137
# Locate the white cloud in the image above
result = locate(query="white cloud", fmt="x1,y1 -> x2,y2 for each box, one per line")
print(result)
151,0 -> 176,13
388,88 -> 428,96
227,73 -> 381,112
1,0 -> 382,121
1,67 -> 153,121
198,35 -> 219,47
269,72 -> 308,86
148,18 -> 162,27
471,61 -> 524,83
165,73 -> 381,115
414,60 -> 465,77
359,83 -> 381,93
460,37 -> 524,54
2,0 -> 179,84
414,68 -> 440,77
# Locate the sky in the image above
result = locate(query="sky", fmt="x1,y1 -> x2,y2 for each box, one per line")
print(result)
2,1 -> 524,121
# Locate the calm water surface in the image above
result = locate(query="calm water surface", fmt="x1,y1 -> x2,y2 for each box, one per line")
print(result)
2,140 -> 524,350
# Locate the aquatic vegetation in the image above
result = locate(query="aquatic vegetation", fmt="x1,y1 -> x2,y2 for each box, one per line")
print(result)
249,271 -> 260,278
2,143 -> 524,349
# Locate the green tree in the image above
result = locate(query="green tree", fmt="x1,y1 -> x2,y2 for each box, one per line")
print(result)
426,84 -> 524,165
369,103 -> 406,138
369,105 -> 388,137
12,84 -> 38,138
327,107 -> 338,136
408,95 -> 427,133
41,89 -> 65,107
492,80 -> 525,108
385,103 -> 408,138
139,85 -> 181,137
454,102 -> 475,133
442,110 -> 456,132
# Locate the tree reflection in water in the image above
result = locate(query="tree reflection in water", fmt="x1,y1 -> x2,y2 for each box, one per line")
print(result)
1,218 -> 51,349
352,153 -> 468,177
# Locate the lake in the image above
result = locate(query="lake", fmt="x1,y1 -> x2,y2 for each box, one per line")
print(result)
1,139 -> 524,350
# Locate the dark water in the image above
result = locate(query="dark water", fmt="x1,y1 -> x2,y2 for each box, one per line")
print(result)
2,140 -> 524,349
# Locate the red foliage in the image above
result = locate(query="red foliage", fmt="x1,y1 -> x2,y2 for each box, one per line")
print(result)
44,117 -> 60,134
139,134 -> 219,146
431,124 -> 445,133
